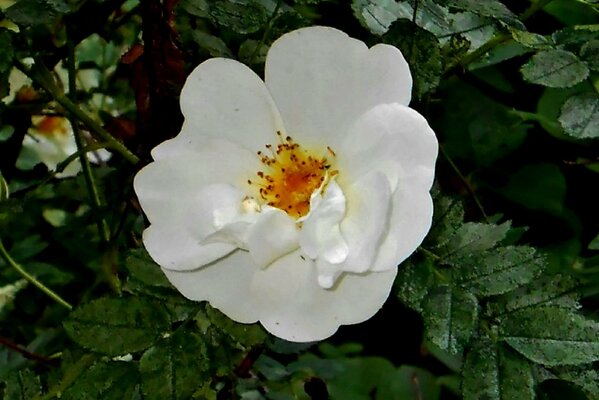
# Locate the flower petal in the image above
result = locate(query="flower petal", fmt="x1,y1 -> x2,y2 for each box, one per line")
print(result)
171,58 -> 285,154
162,249 -> 259,324
372,188 -> 434,272
143,224 -> 236,271
298,178 -> 348,264
251,250 -> 397,342
337,171 -> 392,273
265,26 -> 411,147
247,207 -> 299,268
338,103 -> 438,191
134,146 -> 259,227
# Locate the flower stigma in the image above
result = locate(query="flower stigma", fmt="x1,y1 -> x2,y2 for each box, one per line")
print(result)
248,131 -> 338,218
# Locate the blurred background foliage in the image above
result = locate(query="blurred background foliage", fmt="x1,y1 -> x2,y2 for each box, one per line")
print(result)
0,0 -> 598,399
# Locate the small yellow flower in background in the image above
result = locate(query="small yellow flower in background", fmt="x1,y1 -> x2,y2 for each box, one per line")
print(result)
134,26 -> 438,342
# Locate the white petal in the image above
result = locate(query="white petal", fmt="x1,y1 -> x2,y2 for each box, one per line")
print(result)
298,179 -> 348,264
338,103 -> 438,191
172,58 -> 285,154
143,224 -> 236,271
162,249 -> 259,323
134,146 -> 259,227
336,171 -> 392,273
265,26 -> 411,147
247,208 -> 299,268
138,180 -> 248,271
251,250 -> 397,342
372,188 -> 434,272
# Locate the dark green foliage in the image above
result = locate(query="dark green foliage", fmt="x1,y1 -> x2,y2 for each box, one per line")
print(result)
63,296 -> 171,356
61,361 -> 140,400
1,0 -> 598,399
520,50 -> 589,88
383,19 -> 443,99
4,0 -> 71,26
558,92 -> 599,139
500,306 -> 599,366
2,369 -> 41,400
139,328 -> 210,400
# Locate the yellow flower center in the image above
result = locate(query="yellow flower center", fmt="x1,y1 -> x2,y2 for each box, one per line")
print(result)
32,116 -> 70,137
249,132 -> 337,218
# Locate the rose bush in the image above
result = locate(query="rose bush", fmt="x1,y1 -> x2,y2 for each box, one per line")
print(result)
134,26 -> 438,342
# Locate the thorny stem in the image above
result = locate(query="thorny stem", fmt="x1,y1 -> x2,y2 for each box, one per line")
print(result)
0,239 -> 73,310
15,60 -> 140,165
439,144 -> 490,222
67,36 -> 111,244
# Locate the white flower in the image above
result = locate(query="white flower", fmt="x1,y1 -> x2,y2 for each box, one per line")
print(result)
134,26 -> 438,342
21,115 -> 111,178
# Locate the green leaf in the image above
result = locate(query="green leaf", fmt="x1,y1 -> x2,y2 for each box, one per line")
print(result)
179,0 -> 210,18
0,171 -> 8,202
552,25 -> 599,46
209,0 -> 269,34
125,249 -> 172,289
326,357 -> 395,400
552,365 -> 599,398
558,92 -> 599,139
375,365 -> 441,400
589,233 -> 599,250
3,369 -> 41,400
542,0 -> 599,25
61,362 -> 139,400
63,296 -> 171,356
499,163 -> 566,215
238,39 -> 269,65
352,0 -> 452,36
205,306 -> 267,347
428,195 -> 464,245
500,306 -> 599,366
191,30 -> 233,58
445,0 -> 522,28
488,274 -> 580,315
462,337 -> 536,400
510,30 -> 552,49
395,257 -> 436,312
580,40 -> 599,71
139,327 -> 210,400
0,30 -> 14,74
422,285 -> 478,355
351,0 -> 406,35
520,50 -> 589,88
5,0 -> 70,26
452,246 -> 546,297
382,20 -> 443,98
0,125 -> 14,142
437,221 -> 511,263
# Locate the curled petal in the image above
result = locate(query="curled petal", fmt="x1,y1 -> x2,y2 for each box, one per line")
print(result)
247,207 -> 299,268
338,171 -> 392,273
339,103 -> 438,191
299,178 -> 348,264
143,224 -> 235,271
372,189 -> 434,272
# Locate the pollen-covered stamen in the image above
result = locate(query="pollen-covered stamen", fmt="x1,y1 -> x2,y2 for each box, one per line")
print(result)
248,134 -> 337,218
